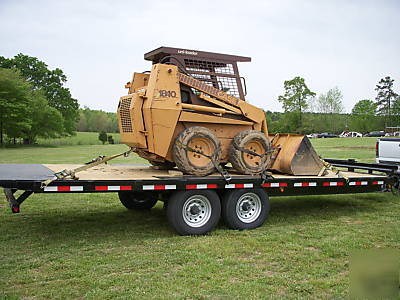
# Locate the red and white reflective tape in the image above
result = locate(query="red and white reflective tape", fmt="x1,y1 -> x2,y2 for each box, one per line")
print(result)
186,184 -> 218,190
262,182 -> 288,188
95,186 -> 132,191
142,184 -> 176,191
349,181 -> 368,186
372,180 -> 384,185
322,181 -> 345,186
225,183 -> 254,189
294,182 -> 317,187
44,186 -> 83,192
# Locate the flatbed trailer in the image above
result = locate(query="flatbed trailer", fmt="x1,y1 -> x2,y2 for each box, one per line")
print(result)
1,159 -> 399,235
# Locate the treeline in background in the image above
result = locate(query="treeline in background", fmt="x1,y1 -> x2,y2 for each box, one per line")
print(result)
1,53 -> 399,146
76,107 -> 119,133
269,77 -> 400,134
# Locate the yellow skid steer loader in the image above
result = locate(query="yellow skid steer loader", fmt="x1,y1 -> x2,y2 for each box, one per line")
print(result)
117,47 -> 323,176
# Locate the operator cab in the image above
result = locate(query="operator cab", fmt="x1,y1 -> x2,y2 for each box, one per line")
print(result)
144,46 -> 251,102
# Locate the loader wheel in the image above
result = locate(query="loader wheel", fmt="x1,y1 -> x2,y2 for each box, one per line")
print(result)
118,191 -> 158,210
173,126 -> 221,176
149,160 -> 176,170
229,130 -> 271,175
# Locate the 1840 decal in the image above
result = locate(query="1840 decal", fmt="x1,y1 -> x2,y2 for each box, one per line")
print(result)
159,90 -> 177,98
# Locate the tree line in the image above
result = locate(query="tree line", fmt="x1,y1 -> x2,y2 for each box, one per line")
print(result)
273,76 -> 399,134
76,107 -> 119,133
1,53 -> 398,145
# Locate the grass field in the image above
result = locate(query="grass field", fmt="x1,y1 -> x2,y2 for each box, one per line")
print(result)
0,135 -> 399,299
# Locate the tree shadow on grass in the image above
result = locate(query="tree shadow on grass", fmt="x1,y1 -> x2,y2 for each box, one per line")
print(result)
4,205 -> 175,245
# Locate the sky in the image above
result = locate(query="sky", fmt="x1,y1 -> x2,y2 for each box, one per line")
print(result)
0,0 -> 399,113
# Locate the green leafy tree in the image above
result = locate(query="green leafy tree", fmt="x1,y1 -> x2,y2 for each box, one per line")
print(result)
317,87 -> 345,132
317,87 -> 344,114
22,92 -> 64,144
98,131 -> 107,144
0,68 -> 31,144
350,99 -> 377,133
278,76 -> 316,132
375,76 -> 398,128
0,54 -> 79,134
0,67 -> 66,144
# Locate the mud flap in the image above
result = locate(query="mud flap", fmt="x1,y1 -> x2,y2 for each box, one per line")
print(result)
269,134 -> 324,175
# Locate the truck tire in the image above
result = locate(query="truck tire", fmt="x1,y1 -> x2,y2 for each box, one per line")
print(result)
173,126 -> 221,176
118,191 -> 158,210
167,190 -> 221,235
149,160 -> 176,170
222,189 -> 269,230
229,130 -> 271,175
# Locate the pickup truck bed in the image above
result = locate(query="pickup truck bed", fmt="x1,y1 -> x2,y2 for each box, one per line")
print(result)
377,138 -> 400,165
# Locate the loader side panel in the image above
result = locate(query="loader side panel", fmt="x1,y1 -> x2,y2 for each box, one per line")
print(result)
144,64 -> 182,158
129,73 -> 150,93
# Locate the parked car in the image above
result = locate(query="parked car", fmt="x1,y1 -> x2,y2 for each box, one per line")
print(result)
316,132 -> 339,138
365,131 -> 385,137
376,137 -> 400,165
339,131 -> 362,138
384,131 -> 400,137
306,133 -> 318,139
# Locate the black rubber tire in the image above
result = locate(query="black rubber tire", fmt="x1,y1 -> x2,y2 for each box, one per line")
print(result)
167,190 -> 221,235
118,191 -> 158,210
149,160 -> 176,170
229,130 -> 271,175
173,126 -> 221,176
222,189 -> 269,230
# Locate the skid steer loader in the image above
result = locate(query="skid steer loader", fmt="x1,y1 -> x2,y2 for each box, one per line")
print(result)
117,47 -> 323,176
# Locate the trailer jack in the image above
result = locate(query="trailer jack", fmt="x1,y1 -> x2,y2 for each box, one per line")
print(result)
3,189 -> 33,213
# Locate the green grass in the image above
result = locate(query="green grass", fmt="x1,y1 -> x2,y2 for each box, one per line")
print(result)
35,132 -> 121,146
3,132 -> 120,147
0,144 -> 146,165
311,137 -> 377,163
0,136 -> 399,299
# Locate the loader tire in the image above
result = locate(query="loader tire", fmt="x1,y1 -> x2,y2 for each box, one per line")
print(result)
229,130 -> 271,175
173,126 -> 221,176
149,160 -> 176,170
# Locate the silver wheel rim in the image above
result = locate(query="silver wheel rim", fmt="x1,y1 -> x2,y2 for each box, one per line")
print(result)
236,193 -> 262,223
182,195 -> 212,228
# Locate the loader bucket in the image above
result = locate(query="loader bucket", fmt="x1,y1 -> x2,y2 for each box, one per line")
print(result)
269,134 -> 324,175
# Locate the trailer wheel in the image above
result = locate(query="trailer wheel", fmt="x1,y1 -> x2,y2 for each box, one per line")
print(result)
229,130 -> 271,175
118,191 -> 158,210
167,190 -> 221,235
222,189 -> 269,230
173,126 -> 221,176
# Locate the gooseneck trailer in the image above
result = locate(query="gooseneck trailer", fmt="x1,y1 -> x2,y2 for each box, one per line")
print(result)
1,159 -> 399,235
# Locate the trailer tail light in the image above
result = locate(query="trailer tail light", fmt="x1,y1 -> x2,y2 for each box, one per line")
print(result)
376,140 -> 379,158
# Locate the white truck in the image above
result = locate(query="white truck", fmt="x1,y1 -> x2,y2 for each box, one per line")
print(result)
376,138 -> 400,165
